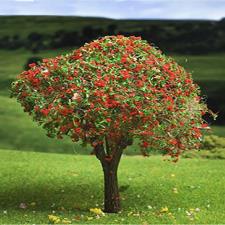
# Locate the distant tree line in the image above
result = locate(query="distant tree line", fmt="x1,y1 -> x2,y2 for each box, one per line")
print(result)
1,19 -> 225,54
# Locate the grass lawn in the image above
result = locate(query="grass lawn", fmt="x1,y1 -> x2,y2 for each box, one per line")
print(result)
0,149 -> 224,224
0,95 -> 82,153
173,54 -> 225,81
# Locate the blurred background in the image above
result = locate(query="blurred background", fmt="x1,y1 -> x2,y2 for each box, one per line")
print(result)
0,0 -> 224,154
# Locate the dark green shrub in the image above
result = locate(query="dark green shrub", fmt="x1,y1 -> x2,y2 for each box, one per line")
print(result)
183,148 -> 225,160
202,135 -> 225,149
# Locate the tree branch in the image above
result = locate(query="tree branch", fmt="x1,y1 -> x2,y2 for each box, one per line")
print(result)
94,143 -> 106,162
105,135 -> 111,155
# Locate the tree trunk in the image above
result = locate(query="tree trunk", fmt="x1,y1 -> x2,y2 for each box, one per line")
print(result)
102,160 -> 120,213
94,140 -> 124,213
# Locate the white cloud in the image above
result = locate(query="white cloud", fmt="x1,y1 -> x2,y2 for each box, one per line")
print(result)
0,0 -> 224,20
72,0 -> 225,20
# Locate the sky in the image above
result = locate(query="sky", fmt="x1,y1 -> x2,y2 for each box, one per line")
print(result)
0,0 -> 225,20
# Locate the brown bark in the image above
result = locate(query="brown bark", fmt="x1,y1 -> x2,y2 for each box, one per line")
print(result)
102,150 -> 122,213
94,142 -> 123,213
102,161 -> 120,212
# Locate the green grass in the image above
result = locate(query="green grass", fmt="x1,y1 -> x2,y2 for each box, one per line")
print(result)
173,54 -> 225,81
209,126 -> 225,137
0,95 -> 88,153
0,149 -> 224,224
0,48 -> 69,96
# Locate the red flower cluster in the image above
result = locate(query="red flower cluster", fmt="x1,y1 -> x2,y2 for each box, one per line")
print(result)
11,35 -> 212,160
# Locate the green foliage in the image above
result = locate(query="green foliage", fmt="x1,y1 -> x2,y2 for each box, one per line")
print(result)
202,135 -> 225,149
0,95 -> 223,156
1,49 -> 225,98
182,135 -> 225,159
0,48 -> 224,153
0,95 -> 224,154
11,36 -> 211,159
183,148 -> 225,160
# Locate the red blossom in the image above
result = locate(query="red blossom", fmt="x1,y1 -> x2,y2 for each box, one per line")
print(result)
136,80 -> 144,87
142,141 -> 149,148
121,56 -> 127,63
40,108 -> 50,116
120,70 -> 131,80
134,64 -> 143,72
95,80 -> 106,87
11,35 -> 211,160
167,105 -> 173,111
29,63 -> 36,68
59,107 -> 73,116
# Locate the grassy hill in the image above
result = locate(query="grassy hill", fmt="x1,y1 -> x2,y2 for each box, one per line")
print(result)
0,16 -> 217,37
0,149 -> 225,224
0,16 -> 113,37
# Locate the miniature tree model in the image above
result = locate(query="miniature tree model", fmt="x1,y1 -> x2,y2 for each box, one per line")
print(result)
11,35 -> 211,213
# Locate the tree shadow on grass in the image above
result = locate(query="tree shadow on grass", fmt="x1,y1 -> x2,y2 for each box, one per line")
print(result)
0,182 -> 102,212
0,180 -> 178,213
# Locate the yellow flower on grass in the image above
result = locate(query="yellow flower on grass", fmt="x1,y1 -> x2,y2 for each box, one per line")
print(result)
90,208 -> 104,215
160,207 -> 169,213
62,218 -> 72,224
168,212 -> 176,219
87,216 -> 94,220
127,211 -> 133,216
30,202 -> 36,207
48,214 -> 61,224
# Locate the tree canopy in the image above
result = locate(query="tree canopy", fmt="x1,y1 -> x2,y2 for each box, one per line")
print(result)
11,35 -> 210,161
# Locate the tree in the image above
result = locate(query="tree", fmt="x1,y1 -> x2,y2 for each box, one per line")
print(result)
26,32 -> 44,53
24,56 -> 43,70
11,35 -> 212,213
